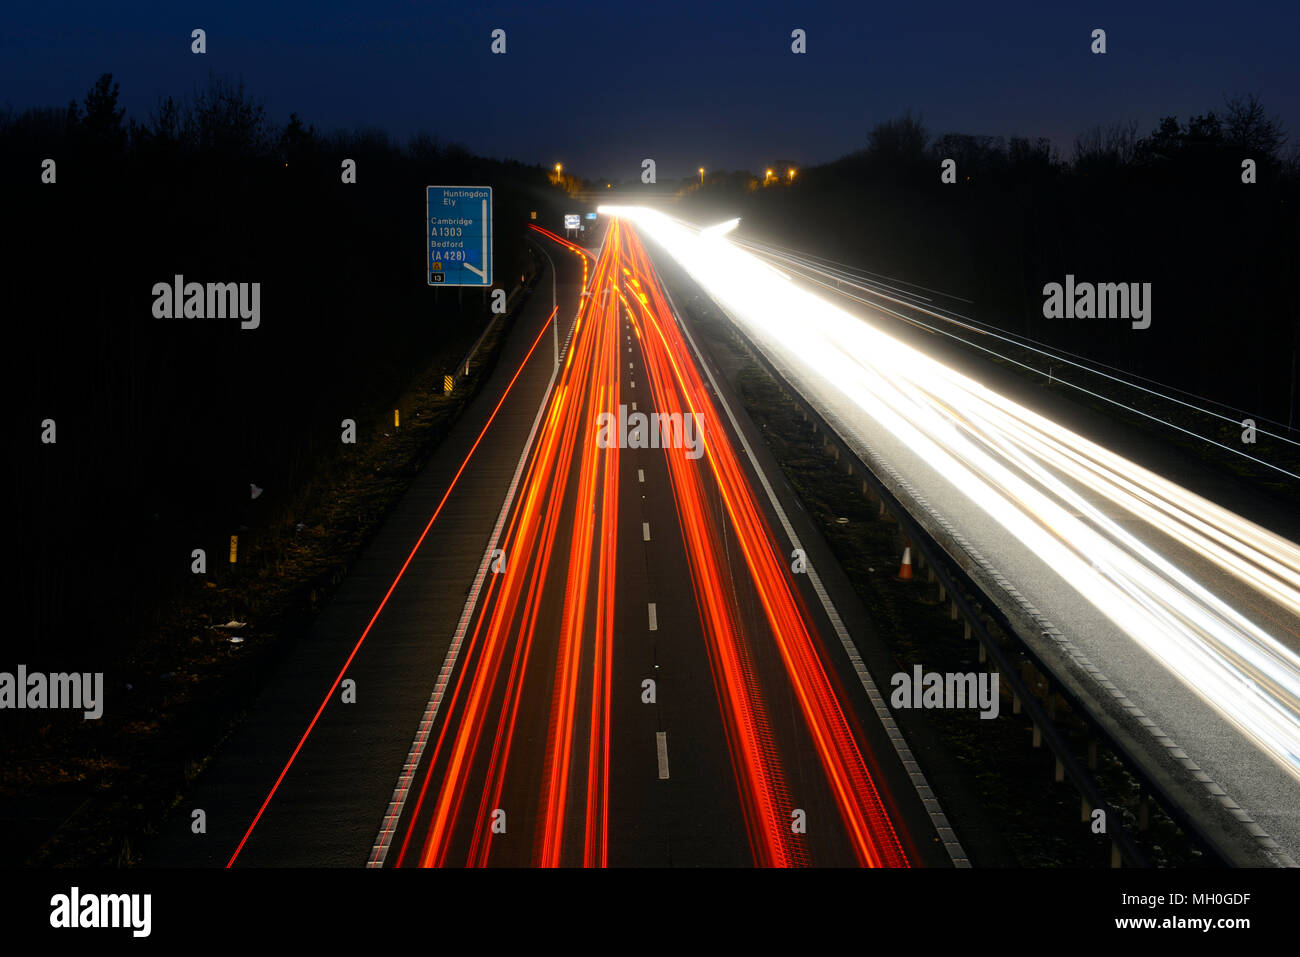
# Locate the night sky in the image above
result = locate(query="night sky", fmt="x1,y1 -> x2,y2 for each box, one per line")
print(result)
3,1 -> 1298,179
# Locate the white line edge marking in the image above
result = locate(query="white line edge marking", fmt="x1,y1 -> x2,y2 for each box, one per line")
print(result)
368,240 -> 593,868
651,247 -> 972,868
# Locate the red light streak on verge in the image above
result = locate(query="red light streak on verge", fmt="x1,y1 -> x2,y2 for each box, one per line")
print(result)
225,308 -> 556,868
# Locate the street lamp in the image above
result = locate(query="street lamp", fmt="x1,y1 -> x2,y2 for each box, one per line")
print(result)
699,167 -> 704,186
555,163 -> 562,175
788,167 -> 796,182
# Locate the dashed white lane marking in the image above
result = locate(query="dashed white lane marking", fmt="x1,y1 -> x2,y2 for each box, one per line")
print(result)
637,469 -> 645,483
642,522 -> 651,541
632,401 -> 638,411
648,602 -> 658,631
656,732 -> 670,779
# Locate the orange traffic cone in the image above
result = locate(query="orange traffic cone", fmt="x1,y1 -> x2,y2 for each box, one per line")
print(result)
895,546 -> 914,582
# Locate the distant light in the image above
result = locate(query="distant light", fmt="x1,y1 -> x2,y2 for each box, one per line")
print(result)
700,218 -> 740,237
555,163 -> 562,173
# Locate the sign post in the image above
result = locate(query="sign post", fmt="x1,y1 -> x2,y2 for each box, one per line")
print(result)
428,186 -> 493,286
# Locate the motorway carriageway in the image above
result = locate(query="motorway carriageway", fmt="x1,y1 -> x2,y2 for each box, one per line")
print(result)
379,221 -> 939,867
613,208 -> 1300,864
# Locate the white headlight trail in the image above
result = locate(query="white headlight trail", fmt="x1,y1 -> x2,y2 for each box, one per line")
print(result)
611,205 -> 1300,782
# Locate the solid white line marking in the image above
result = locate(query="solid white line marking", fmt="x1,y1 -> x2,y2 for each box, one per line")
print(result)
642,522 -> 651,541
648,602 -> 658,631
637,468 -> 645,483
371,230 -> 609,867
656,732 -> 670,779
653,249 -> 972,867
369,303 -> 561,868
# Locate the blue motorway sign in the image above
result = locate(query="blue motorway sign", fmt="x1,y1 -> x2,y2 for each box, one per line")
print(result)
427,186 -> 493,286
